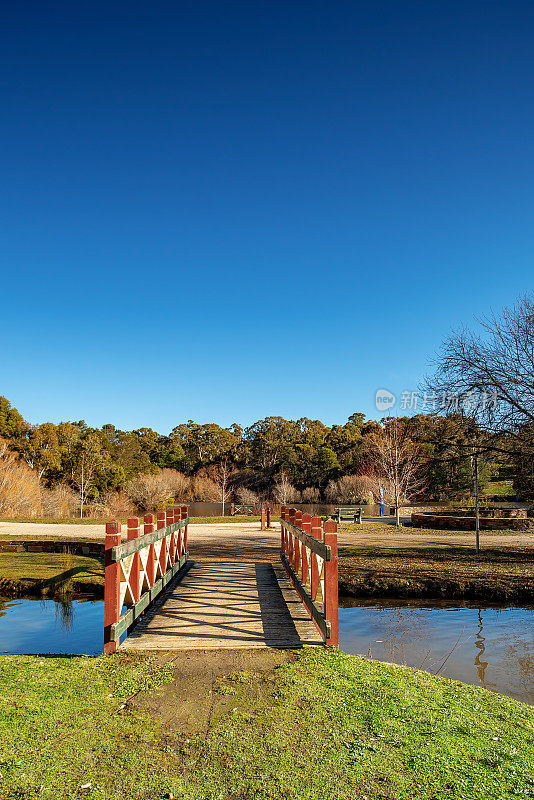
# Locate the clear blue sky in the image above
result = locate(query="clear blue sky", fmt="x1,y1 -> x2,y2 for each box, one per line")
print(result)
2,1 -> 533,433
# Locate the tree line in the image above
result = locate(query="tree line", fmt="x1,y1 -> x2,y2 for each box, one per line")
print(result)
1,292 -> 533,518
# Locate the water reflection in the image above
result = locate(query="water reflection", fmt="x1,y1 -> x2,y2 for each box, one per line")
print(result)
0,596 -> 103,655
339,599 -> 534,705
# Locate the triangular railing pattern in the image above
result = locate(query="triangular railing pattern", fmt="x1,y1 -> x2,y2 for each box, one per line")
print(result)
104,505 -> 189,653
279,506 -> 338,645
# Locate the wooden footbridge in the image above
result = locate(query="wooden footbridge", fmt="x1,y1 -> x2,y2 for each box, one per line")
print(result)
103,506 -> 338,653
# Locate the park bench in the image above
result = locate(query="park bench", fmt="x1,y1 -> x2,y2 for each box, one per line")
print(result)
333,507 -> 363,524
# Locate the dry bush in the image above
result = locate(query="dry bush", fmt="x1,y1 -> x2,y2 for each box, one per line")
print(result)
125,473 -> 174,511
0,438 -> 41,517
235,486 -> 258,505
101,490 -> 136,518
325,475 -> 377,504
301,486 -> 320,502
190,475 -> 219,501
159,469 -> 190,501
40,484 -> 79,518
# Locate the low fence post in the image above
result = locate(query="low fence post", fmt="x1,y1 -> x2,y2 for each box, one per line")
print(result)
261,507 -> 266,530
266,507 -> 271,528
104,521 -> 121,654
288,508 -> 296,566
323,518 -> 339,646
127,517 -> 141,604
230,502 -> 235,516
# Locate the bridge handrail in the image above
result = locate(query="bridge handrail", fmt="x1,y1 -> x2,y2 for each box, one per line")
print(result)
279,506 -> 338,646
104,505 -> 189,654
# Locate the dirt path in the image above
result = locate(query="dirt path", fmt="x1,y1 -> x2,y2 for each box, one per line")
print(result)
2,519 -> 532,557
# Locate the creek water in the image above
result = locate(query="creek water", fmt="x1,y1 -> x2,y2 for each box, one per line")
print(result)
0,597 -> 103,656
339,599 -> 534,705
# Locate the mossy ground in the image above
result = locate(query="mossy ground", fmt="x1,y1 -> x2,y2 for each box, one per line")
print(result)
0,649 -> 533,800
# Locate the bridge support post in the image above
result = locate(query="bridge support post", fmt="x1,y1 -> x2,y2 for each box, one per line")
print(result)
266,507 -> 272,528
127,517 -> 140,603
166,508 -> 175,565
182,505 -> 188,552
280,506 -> 287,553
288,508 -> 296,565
310,515 -> 322,606
104,521 -> 121,654
301,513 -> 312,609
293,510 -> 302,575
157,511 -> 166,577
143,514 -> 156,587
323,518 -> 339,647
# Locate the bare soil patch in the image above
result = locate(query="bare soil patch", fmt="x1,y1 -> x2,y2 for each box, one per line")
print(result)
131,648 -> 296,735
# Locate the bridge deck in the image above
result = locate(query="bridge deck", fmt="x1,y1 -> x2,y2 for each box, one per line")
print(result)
122,561 -> 323,650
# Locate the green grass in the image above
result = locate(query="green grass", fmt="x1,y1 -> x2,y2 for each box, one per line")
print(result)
1,650 -> 533,799
0,552 -> 104,596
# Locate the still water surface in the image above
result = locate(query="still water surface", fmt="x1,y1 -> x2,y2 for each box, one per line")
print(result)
339,599 -> 534,705
0,597 -> 103,656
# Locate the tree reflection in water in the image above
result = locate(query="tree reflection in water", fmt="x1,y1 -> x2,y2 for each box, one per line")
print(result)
339,599 -> 534,704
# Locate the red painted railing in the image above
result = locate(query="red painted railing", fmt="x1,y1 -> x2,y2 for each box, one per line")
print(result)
104,505 -> 189,653
280,506 -> 338,646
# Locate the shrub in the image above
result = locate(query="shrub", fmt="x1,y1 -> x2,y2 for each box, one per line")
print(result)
0,438 -> 41,517
40,484 -> 79,518
235,486 -> 258,505
301,487 -> 320,503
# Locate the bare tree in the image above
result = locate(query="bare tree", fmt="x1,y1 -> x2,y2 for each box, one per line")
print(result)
371,419 -> 426,526
428,294 -> 534,437
214,457 -> 234,516
71,434 -> 107,518
273,470 -> 299,504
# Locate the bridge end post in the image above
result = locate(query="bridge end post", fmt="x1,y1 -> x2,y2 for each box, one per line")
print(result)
323,518 -> 339,647
104,521 -> 121,654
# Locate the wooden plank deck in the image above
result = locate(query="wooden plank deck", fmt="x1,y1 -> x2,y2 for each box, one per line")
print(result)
122,561 -> 323,650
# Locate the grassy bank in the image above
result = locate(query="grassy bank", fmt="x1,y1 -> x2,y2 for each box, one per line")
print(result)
0,649 -> 533,800
339,544 -> 534,602
0,552 -> 104,598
